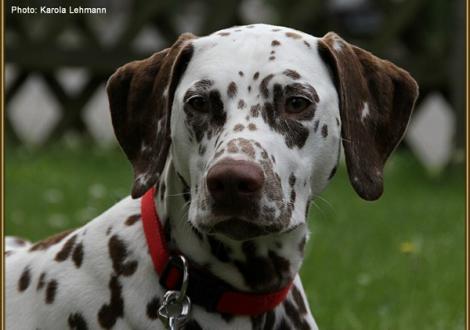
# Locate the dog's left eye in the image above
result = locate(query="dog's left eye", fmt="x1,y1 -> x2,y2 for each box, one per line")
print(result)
187,96 -> 208,112
285,96 -> 311,113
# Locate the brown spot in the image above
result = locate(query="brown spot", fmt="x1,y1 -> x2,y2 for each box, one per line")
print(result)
314,120 -> 319,132
208,236 -> 232,262
303,40 -> 311,48
286,31 -> 302,39
292,286 -> 308,314
146,296 -> 160,319
269,56 -> 276,61
238,99 -> 246,109
238,138 -> 256,158
68,313 -> 89,330
289,173 -> 296,187
284,299 -> 310,329
271,40 -> 281,46
336,117 -> 340,126
199,144 -> 207,155
108,235 -> 138,276
248,123 -> 257,131
218,32 -> 230,36
98,275 -> 124,329
18,266 -> 31,292
29,229 -> 73,251
283,69 -> 301,80
106,226 -> 112,235
45,280 -> 58,304
234,124 -> 245,132
260,74 -> 274,98
5,250 -> 14,257
55,235 -> 77,262
290,189 -> 296,204
270,50 -> 275,55
321,124 -> 328,138
235,242 -> 292,291
250,104 -> 261,117
239,71 -> 244,77
299,236 -> 307,254
227,81 -> 238,98
125,214 -> 140,226
253,72 -> 260,80
14,237 -> 27,246
272,28 -> 281,32
248,86 -> 252,92
37,272 -> 46,290
72,242 -> 84,268
265,310 -> 276,329
227,141 -> 239,153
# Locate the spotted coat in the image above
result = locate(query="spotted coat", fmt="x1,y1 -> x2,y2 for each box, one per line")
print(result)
5,24 -> 417,329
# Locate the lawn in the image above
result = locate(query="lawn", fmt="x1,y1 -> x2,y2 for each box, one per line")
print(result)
5,142 -> 465,330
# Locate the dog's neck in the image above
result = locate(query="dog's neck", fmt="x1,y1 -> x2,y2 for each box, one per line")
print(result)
154,159 -> 309,293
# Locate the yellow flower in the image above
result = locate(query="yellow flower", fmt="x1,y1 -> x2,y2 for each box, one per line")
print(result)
399,241 -> 417,254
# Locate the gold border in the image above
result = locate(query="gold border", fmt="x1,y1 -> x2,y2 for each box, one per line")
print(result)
1,0 -> 5,327
1,0 -> 4,325
0,2 -> 468,330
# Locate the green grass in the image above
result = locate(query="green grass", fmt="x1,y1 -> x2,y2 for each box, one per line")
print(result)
5,142 -> 465,330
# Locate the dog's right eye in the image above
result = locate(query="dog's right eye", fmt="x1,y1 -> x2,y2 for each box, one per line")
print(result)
187,96 -> 208,112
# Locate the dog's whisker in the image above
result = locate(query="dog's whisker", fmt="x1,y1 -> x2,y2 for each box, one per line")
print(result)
315,195 -> 335,214
310,200 -> 328,221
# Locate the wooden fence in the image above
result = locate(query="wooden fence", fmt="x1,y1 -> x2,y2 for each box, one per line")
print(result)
5,0 -> 465,150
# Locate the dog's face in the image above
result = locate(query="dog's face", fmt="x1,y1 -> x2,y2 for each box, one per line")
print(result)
170,26 -> 341,239
107,24 -> 418,241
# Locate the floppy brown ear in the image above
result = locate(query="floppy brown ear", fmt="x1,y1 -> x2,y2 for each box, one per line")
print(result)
318,32 -> 418,201
107,33 -> 196,198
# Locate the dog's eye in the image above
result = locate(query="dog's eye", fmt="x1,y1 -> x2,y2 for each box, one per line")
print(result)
187,96 -> 208,112
285,96 -> 311,113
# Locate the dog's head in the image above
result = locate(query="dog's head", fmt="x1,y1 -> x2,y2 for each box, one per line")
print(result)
108,24 -> 418,241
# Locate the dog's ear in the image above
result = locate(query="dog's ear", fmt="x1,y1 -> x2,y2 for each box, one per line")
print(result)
107,33 -> 196,198
318,32 -> 418,201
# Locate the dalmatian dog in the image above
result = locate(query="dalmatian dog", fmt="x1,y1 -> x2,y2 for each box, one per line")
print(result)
5,24 -> 418,329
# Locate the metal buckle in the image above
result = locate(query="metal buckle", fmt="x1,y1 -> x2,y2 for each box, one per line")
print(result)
158,255 -> 191,329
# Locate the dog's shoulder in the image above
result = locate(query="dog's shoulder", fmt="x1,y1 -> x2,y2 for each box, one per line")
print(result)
5,196 -> 148,329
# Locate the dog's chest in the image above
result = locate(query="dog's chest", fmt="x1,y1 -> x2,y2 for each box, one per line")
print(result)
5,196 -> 316,330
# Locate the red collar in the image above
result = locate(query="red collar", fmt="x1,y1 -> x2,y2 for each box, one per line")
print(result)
141,187 -> 293,315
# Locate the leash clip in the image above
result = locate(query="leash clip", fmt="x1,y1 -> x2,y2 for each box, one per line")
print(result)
158,255 -> 191,330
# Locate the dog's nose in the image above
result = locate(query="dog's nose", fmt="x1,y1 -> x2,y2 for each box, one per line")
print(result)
207,159 -> 264,203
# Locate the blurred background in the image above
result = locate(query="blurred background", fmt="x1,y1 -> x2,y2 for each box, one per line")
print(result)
5,0 -> 466,329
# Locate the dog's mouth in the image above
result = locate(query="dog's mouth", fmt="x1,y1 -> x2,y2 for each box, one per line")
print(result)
203,218 -> 283,241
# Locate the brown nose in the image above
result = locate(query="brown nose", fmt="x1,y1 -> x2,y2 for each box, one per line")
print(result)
207,159 -> 264,204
